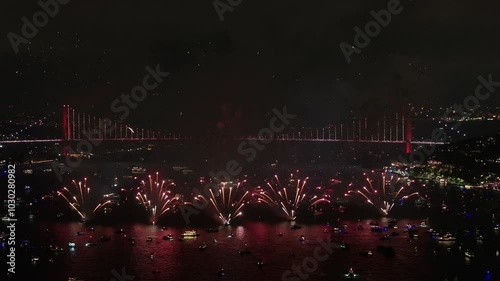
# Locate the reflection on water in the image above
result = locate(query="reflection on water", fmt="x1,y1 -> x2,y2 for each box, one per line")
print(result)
14,218 -> 499,281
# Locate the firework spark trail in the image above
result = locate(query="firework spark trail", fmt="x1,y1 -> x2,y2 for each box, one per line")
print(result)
346,171 -> 418,216
136,172 -> 179,224
192,180 -> 248,225
57,178 -> 111,221
253,173 -> 330,221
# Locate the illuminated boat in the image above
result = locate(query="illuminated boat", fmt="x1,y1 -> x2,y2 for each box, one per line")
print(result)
49,246 -> 65,252
345,268 -> 359,279
438,233 -> 456,241
359,250 -> 372,257
68,242 -> 76,248
181,230 -> 200,237
163,234 -> 174,240
379,235 -> 390,240
465,250 -> 475,258
131,166 -> 146,174
217,269 -> 225,276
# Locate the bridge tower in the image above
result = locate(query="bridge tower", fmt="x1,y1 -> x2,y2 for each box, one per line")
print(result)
62,105 -> 71,156
405,104 -> 412,155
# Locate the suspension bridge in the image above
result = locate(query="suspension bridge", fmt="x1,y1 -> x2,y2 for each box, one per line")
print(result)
0,105 -> 447,155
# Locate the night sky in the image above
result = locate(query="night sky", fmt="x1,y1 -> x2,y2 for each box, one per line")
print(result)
3,0 -> 500,134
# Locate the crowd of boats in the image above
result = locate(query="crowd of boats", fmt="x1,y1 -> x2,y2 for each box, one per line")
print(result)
6,218 -> 496,281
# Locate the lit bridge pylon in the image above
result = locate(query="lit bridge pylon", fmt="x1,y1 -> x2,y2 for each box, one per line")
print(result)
62,105 -> 187,141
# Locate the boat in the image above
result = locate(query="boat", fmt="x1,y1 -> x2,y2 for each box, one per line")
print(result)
291,225 -> 302,230
131,166 -> 146,174
340,242 -> 350,250
181,230 -> 200,237
345,268 -> 358,279
85,241 -> 97,247
68,242 -> 76,248
438,233 -> 456,241
379,235 -> 390,240
420,221 -> 429,228
359,250 -> 372,257
217,269 -> 225,276
49,246 -> 65,252
300,235 -> 305,242
199,244 -> 207,251
465,250 -> 475,258
146,237 -> 153,242
257,259 -> 264,267
163,234 -> 174,240
76,231 -> 85,236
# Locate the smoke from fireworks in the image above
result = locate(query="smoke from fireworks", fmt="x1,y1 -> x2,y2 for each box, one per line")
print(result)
345,171 -> 419,216
57,178 -> 111,221
190,180 -> 249,225
136,172 -> 179,224
252,173 -> 331,221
